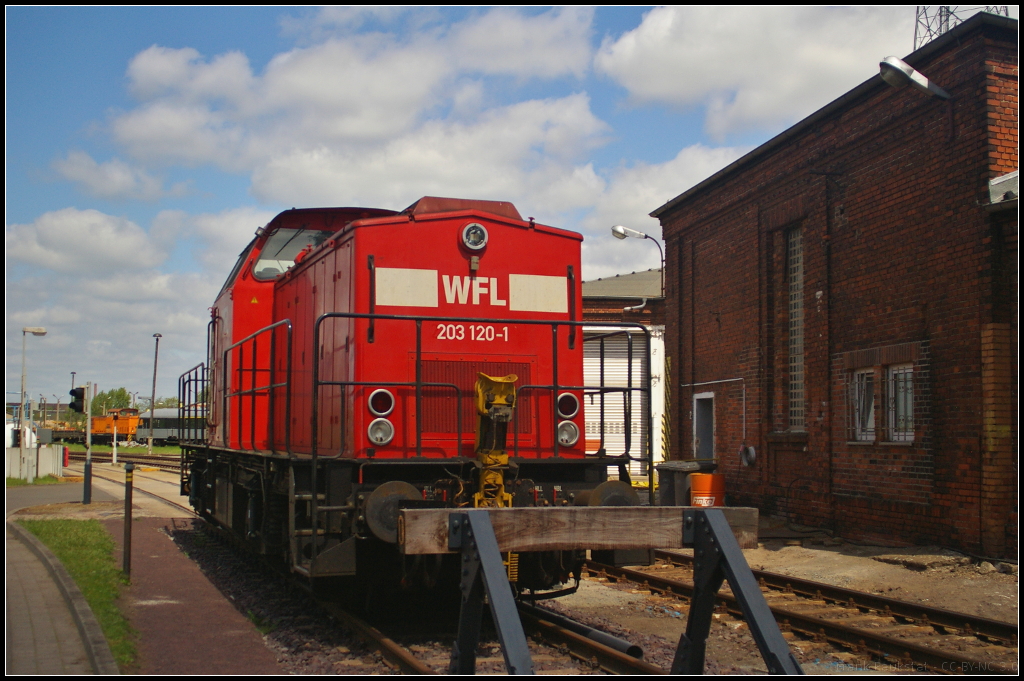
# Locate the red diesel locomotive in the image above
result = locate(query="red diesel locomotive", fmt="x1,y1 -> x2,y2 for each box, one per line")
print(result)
179,196 -> 650,592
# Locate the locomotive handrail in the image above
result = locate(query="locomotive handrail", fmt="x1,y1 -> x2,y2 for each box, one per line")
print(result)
308,311 -> 654,571
206,315 -> 221,428
176,363 -> 207,444
221,319 -> 293,455
308,313 -> 652,474
311,314 -> 467,461
582,329 -> 642,464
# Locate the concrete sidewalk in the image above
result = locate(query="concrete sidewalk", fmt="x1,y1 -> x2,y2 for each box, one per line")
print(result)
7,473 -> 284,675
6,483 -> 119,675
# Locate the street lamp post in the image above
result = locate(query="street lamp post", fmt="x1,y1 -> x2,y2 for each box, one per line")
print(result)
611,225 -> 665,297
148,334 -> 162,456
20,327 -> 47,482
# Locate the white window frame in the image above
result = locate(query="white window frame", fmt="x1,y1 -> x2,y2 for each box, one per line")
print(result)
850,368 -> 875,442
886,363 -> 914,442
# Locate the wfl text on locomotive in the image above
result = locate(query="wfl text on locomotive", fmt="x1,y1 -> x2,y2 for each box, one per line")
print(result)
179,196 -> 653,594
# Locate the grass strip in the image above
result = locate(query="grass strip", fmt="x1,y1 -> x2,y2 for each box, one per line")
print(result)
6,475 -> 68,487
17,519 -> 137,670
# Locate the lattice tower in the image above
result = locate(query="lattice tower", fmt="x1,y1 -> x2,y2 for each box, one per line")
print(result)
915,6 -> 1010,49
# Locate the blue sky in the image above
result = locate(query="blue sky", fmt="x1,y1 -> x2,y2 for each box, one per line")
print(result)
7,6 -> 1005,405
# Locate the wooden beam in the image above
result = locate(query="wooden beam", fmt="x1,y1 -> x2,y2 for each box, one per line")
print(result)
398,506 -> 758,555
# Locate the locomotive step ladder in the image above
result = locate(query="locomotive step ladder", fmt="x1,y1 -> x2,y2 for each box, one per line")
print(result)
287,468 -> 329,574
287,468 -> 356,576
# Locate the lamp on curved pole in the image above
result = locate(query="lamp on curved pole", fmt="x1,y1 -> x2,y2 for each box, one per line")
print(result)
611,225 -> 665,297
879,56 -> 950,100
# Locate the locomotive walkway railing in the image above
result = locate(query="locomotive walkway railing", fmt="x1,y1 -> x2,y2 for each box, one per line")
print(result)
177,363 -> 208,443
307,313 -> 653,473
307,313 -> 654,572
220,319 -> 294,453
188,310 -> 655,575
198,313 -> 653,478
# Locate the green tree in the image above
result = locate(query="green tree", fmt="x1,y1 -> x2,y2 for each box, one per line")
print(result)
90,388 -> 132,416
138,396 -> 179,412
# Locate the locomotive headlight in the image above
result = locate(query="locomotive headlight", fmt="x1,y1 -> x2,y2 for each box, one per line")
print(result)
556,420 -> 579,447
556,392 -> 580,419
367,418 -> 395,446
461,223 -> 488,251
368,388 -> 395,417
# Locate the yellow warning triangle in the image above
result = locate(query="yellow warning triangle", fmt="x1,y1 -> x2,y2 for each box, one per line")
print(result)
251,296 -> 259,304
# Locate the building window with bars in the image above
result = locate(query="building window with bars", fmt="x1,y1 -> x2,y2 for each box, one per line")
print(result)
850,368 -> 875,441
847,363 -> 915,443
886,364 -> 914,442
787,227 -> 805,430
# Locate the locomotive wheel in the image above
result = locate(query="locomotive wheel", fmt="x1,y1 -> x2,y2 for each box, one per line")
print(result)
365,481 -> 420,543
587,480 -> 640,506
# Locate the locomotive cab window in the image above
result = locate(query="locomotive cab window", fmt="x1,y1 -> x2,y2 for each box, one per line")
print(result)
253,227 -> 335,280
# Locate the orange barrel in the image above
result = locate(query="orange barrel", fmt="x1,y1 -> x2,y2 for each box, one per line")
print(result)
689,473 -> 725,507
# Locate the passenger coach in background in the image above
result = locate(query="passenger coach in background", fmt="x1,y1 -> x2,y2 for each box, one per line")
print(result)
179,197 -> 653,594
137,408 -> 206,446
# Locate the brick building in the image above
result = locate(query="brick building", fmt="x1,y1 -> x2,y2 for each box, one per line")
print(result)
652,13 -> 1017,557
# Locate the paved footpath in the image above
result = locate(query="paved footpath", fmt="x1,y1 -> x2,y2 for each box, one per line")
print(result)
6,483 -> 119,675
7,523 -> 95,674
103,516 -> 284,674
7,476 -> 283,674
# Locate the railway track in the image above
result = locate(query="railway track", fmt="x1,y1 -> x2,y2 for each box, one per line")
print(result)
76,464 -> 659,674
63,465 -> 1016,674
586,553 -> 1018,674
68,451 -> 181,473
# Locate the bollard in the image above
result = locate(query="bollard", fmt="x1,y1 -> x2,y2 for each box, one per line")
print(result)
123,463 -> 134,578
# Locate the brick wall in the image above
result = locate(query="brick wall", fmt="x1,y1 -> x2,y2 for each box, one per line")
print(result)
657,17 -> 1017,556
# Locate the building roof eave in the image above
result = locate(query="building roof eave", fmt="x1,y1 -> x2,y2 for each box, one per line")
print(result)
651,12 -> 1018,220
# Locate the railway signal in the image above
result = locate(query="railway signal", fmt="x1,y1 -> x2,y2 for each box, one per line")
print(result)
69,387 -> 86,413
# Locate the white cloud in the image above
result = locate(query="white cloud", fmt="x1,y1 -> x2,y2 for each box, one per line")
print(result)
127,46 -> 255,104
578,143 -> 750,280
113,101 -> 246,168
595,6 -> 913,139
4,206 -> 260,401
249,94 -> 609,212
6,208 -> 166,273
110,7 -> 600,177
53,150 -> 187,201
184,206 -> 278,275
448,7 -> 593,79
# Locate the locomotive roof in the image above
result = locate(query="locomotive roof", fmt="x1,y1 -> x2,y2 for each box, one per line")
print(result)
402,196 -> 523,221
262,206 -> 400,232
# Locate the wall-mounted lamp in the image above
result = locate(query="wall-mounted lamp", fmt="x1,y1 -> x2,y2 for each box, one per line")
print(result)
879,56 -> 950,100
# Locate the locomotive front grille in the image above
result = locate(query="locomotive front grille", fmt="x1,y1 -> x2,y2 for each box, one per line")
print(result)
420,360 -> 534,434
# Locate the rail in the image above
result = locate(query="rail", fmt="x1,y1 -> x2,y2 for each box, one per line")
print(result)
587,557 -> 1018,674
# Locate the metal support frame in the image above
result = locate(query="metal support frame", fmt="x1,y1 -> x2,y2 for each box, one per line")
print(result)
448,510 -> 534,675
672,509 -> 803,675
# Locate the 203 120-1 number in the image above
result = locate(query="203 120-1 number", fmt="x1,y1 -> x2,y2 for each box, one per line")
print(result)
436,324 -> 509,342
